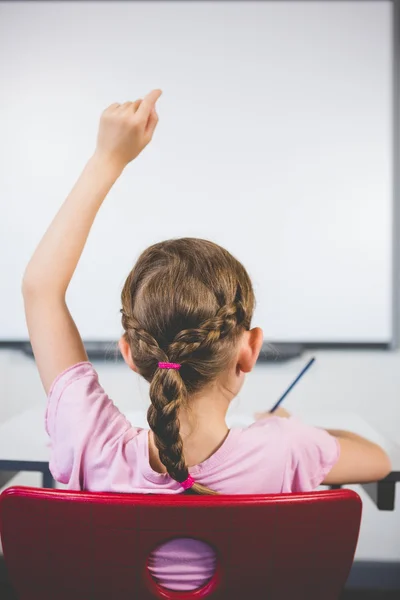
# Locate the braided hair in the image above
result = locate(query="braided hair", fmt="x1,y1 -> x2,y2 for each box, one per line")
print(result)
121,238 -> 255,495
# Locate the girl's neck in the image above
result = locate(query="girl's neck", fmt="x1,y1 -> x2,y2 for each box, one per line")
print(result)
148,424 -> 229,473
148,389 -> 231,473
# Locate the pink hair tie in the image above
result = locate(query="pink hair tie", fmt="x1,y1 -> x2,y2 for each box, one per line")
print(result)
181,475 -> 195,490
158,362 -> 181,370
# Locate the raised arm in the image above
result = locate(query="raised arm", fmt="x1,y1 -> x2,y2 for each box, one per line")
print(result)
22,90 -> 162,393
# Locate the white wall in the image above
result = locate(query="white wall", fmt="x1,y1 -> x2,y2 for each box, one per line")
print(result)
1,346 -> 399,561
0,0 -> 394,343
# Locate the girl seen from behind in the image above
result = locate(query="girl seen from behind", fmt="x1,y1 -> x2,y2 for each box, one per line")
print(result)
22,90 -> 391,590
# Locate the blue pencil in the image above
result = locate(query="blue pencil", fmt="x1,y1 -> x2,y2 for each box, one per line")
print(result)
270,357 -> 316,413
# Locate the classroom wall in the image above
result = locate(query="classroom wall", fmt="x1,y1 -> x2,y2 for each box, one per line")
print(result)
0,346 -> 399,562
0,0 -> 394,345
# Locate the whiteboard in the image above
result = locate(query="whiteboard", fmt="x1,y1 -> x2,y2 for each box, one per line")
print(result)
0,1 -> 394,344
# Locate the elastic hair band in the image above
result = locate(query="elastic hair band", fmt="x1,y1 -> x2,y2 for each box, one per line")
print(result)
158,362 -> 181,370
181,475 -> 195,490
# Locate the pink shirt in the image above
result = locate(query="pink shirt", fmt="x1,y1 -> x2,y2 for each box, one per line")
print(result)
45,362 -> 340,591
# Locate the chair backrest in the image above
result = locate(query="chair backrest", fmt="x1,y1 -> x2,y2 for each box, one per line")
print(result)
0,486 -> 361,600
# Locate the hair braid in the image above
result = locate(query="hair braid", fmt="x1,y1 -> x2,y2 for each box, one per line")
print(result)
168,300 -> 247,363
122,309 -> 217,494
120,238 -> 256,495
121,310 -> 167,368
147,369 -> 188,482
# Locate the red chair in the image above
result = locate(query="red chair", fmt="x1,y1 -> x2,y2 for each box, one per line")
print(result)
0,486 -> 361,600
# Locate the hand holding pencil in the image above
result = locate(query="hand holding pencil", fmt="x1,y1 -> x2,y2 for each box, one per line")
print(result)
255,406 -> 291,420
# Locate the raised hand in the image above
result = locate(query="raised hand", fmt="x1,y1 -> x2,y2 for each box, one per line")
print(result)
95,89 -> 162,172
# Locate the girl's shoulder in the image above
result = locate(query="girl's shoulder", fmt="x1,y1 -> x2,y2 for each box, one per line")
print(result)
222,416 -> 340,492
241,414 -> 339,456
47,360 -> 96,399
45,361 -> 145,485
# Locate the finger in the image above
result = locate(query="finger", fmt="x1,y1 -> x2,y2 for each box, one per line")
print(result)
117,100 -> 142,119
131,99 -> 142,113
254,412 -> 268,419
103,102 -> 120,115
120,100 -> 141,112
135,89 -> 162,122
145,107 -> 159,138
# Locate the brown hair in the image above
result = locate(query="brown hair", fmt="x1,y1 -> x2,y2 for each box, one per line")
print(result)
120,238 -> 255,495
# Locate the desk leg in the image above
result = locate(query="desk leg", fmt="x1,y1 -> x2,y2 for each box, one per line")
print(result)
0,471 -> 18,488
361,481 -> 395,511
42,467 -> 55,489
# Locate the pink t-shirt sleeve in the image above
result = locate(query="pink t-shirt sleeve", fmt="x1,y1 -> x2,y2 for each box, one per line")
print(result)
281,417 -> 340,491
45,362 -> 135,487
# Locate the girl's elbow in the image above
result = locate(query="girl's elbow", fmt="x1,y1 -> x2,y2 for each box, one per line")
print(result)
22,272 -> 63,299
22,278 -> 34,298
22,270 -> 40,297
376,451 -> 392,480
323,441 -> 392,485
363,448 -> 391,482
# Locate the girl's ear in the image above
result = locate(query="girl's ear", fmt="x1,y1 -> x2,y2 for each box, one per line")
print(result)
118,336 -> 138,373
237,327 -> 263,373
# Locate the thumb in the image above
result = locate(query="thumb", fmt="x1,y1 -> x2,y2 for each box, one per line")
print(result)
136,89 -> 162,121
146,107 -> 159,139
